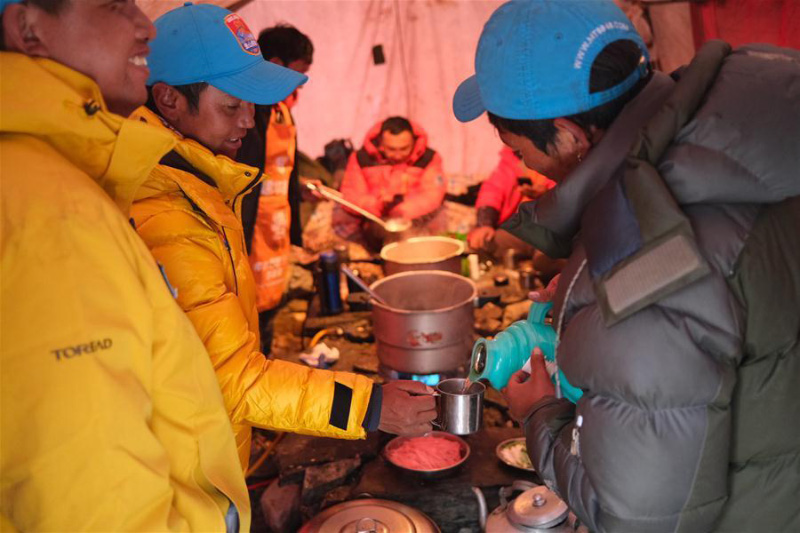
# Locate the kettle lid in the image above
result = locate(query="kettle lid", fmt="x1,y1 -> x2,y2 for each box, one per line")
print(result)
507,486 -> 569,529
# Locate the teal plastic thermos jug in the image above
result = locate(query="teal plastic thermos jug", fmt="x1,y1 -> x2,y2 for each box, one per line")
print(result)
468,301 -> 583,403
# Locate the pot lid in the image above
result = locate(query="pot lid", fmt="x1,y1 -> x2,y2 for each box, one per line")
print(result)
507,486 -> 569,529
300,499 -> 439,533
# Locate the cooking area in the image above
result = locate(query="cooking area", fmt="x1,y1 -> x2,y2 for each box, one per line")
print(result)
245,237 -> 566,532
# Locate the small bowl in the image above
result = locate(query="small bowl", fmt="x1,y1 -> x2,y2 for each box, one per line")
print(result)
383,431 -> 470,478
496,437 -> 535,472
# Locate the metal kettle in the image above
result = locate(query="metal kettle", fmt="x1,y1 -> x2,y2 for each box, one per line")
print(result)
473,482 -> 588,533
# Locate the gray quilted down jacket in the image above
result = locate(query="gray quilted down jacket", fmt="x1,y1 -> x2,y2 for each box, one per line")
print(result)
503,41 -> 800,533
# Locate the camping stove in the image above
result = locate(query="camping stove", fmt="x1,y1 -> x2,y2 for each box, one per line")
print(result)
379,364 -> 465,387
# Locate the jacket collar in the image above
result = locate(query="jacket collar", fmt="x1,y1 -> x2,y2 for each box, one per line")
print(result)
133,107 -> 261,202
132,107 -> 261,229
502,72 -> 676,258
0,52 -> 175,216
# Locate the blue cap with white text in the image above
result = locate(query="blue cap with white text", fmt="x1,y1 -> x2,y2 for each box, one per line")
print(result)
453,0 -> 649,122
147,3 -> 306,105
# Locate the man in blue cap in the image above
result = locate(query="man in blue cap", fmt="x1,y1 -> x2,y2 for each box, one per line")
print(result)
455,1 -> 800,531
1,0 -> 251,530
131,2 -> 437,476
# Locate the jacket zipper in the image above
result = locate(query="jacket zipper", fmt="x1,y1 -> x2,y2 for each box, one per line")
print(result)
221,227 -> 239,295
570,414 -> 583,457
221,170 -> 262,297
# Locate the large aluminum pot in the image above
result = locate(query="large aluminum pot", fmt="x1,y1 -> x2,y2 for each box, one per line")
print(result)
380,236 -> 465,276
371,271 -> 476,374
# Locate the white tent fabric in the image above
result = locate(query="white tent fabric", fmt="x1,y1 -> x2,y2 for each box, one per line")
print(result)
139,1 -> 689,184
239,0 -> 507,186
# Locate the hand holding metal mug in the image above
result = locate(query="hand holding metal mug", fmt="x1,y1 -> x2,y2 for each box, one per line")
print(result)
378,380 -> 437,436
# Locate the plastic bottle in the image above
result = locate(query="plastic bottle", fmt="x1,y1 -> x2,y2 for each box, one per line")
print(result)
468,302 -> 582,403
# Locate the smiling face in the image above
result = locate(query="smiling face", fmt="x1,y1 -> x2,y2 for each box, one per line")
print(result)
12,0 -> 156,117
498,128 -> 582,184
378,130 -> 415,164
172,85 -> 256,159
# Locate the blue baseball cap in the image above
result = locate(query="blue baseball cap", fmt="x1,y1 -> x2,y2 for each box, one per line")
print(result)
453,0 -> 649,122
147,2 -> 307,105
0,0 -> 21,14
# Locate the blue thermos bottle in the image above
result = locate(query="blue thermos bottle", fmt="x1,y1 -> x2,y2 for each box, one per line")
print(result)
468,302 -> 582,403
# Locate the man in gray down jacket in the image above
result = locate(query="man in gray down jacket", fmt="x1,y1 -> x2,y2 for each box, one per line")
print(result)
453,1 -> 800,532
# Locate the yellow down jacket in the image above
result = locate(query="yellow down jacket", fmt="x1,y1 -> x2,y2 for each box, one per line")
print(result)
130,108 -> 378,471
0,54 -> 249,531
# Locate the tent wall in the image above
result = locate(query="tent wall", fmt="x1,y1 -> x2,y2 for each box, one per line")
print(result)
239,0 -> 507,185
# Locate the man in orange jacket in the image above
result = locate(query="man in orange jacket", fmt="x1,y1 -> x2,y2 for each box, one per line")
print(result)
133,3 -> 436,472
334,116 -> 447,248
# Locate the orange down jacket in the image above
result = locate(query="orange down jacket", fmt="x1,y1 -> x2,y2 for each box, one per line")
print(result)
340,120 -> 445,220
129,108 -> 379,471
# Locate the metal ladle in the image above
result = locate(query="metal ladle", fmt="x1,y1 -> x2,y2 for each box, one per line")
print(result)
340,265 -> 388,306
305,182 -> 411,233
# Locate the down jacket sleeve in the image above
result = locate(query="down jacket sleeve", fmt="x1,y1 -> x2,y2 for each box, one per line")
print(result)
134,208 -> 376,441
392,152 -> 446,221
475,151 -> 516,214
339,152 -> 384,217
524,240 -> 742,533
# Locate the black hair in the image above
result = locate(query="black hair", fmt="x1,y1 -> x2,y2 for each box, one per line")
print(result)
27,0 -> 69,13
380,116 -> 413,136
257,24 -> 313,66
488,39 -> 651,152
145,82 -> 209,115
1,0 -> 69,51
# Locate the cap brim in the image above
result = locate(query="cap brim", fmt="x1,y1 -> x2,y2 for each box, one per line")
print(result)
452,75 -> 486,123
0,0 -> 22,13
210,59 -> 308,106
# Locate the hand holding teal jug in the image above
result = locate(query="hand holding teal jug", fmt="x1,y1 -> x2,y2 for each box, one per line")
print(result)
469,302 -> 583,403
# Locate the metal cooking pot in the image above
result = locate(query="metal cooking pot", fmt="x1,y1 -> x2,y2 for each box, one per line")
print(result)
299,498 -> 439,533
381,237 -> 465,276
370,271 -> 476,374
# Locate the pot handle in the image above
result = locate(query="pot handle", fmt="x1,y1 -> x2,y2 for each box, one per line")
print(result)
472,487 -> 487,531
528,301 -> 553,324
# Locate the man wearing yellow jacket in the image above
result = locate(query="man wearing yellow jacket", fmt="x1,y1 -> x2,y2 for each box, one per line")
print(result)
132,3 -> 436,472
0,0 -> 249,530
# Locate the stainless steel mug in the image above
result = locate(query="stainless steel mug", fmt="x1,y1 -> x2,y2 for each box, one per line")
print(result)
434,378 -> 485,435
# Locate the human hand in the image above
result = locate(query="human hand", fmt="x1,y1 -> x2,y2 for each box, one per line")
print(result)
300,178 -> 325,202
467,226 -> 496,251
378,380 -> 437,435
502,348 -> 555,423
529,273 -> 560,302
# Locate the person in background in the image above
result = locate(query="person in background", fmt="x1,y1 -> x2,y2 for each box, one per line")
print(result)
455,0 -> 800,531
238,23 -> 313,354
334,116 -> 446,249
133,3 -> 436,475
467,146 -> 555,252
0,0 -> 249,530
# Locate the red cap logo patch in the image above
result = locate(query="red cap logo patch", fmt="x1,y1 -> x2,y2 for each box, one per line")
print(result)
224,13 -> 260,56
